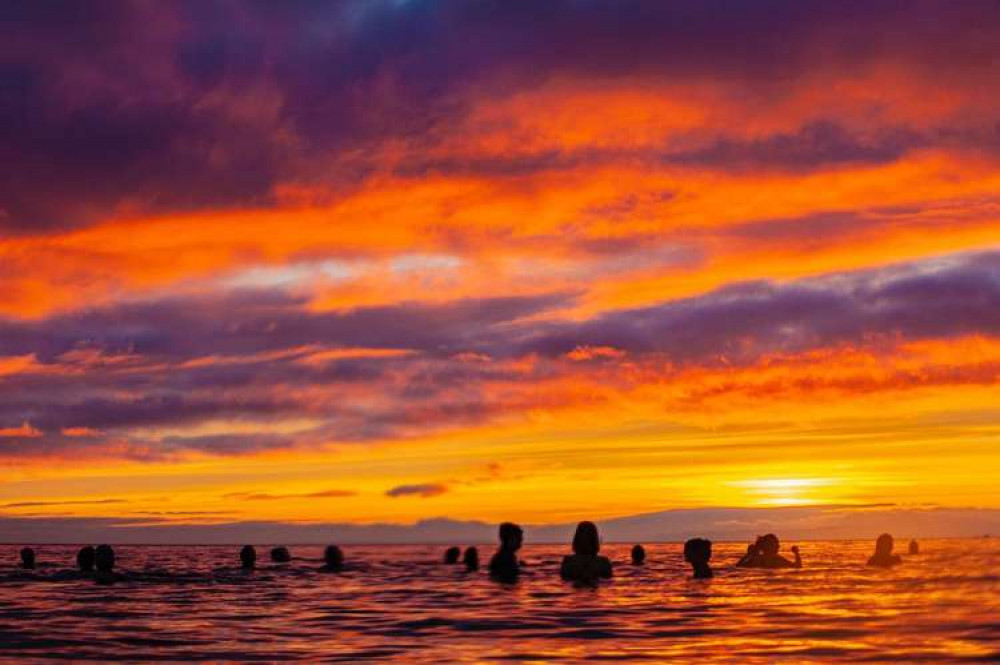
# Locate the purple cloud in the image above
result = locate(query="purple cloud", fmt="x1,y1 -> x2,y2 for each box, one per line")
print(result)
1,250 -> 1000,461
385,483 -> 449,499
2,1 -> 999,231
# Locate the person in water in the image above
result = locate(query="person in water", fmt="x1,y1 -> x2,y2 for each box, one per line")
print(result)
77,545 -> 96,572
631,544 -> 646,565
489,522 -> 523,581
270,546 -> 292,563
463,546 -> 480,572
240,545 -> 257,570
684,538 -> 713,579
868,533 -> 903,567
19,547 -> 35,570
559,521 -> 613,583
94,544 -> 116,584
736,534 -> 801,568
908,539 -> 920,555
320,545 -> 344,572
443,546 -> 461,564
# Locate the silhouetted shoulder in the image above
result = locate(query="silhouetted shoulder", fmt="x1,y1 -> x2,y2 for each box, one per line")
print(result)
489,550 -> 519,580
560,554 -> 612,582
559,554 -> 575,580
867,554 -> 903,567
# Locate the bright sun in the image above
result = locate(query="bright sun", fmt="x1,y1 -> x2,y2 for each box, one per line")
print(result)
729,477 -> 838,506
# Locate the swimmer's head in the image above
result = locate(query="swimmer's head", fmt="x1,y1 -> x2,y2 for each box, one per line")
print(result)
684,538 -> 712,565
324,545 -> 344,569
463,546 -> 480,571
572,521 -> 601,557
77,545 -> 96,572
240,545 -> 257,569
875,533 -> 894,557
95,544 -> 115,573
498,522 -> 523,551
758,534 -> 780,555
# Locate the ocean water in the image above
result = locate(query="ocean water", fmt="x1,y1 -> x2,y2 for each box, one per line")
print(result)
0,539 -> 998,662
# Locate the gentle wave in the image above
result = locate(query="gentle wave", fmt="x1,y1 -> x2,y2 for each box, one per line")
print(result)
0,539 -> 998,662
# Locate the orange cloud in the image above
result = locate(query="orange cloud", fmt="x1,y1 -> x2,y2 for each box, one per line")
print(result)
0,422 -> 42,438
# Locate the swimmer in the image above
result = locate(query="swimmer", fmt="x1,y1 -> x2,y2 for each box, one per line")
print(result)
320,545 -> 344,573
77,545 -> 96,573
736,534 -> 801,569
559,521 -> 613,583
94,544 -> 117,585
868,533 -> 903,568
489,522 -> 523,581
240,545 -> 257,570
684,538 -> 713,579
463,546 -> 480,572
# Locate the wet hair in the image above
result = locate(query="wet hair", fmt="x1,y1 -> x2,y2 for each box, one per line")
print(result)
20,547 -> 35,570
77,545 -> 96,572
324,545 -> 344,570
270,546 -> 291,563
875,533 -> 894,557
684,538 -> 712,564
444,546 -> 461,564
463,546 -> 480,571
239,545 -> 257,569
498,522 -> 523,550
95,544 -> 115,573
571,521 -> 601,557
631,544 -> 646,565
759,533 -> 780,555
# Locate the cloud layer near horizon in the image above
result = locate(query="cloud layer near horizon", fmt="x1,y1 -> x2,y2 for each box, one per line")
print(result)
2,1 -> 1000,530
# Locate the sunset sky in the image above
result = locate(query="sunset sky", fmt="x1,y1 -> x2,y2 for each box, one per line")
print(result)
2,1 -> 1000,539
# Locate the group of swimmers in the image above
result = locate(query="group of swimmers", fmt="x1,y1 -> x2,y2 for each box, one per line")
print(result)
15,544 -> 118,584
479,521 -> 918,584
9,524 -> 918,585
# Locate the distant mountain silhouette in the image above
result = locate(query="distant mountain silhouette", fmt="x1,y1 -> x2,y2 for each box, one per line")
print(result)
3,505 -> 1000,544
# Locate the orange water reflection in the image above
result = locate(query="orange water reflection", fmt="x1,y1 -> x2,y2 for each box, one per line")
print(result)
0,538 -> 997,661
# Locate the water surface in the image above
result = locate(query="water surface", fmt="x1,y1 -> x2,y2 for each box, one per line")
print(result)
0,539 -> 997,661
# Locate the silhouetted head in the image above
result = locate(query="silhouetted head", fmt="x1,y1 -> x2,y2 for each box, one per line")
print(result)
444,546 -> 461,564
324,545 -> 344,570
758,533 -> 780,555
239,545 -> 257,569
875,533 -> 894,557
498,522 -> 523,552
77,545 -> 96,572
463,546 -> 480,571
270,546 -> 291,563
19,547 -> 35,570
95,544 -> 115,573
631,544 -> 646,565
684,538 -> 712,565
908,539 -> 919,554
572,521 -> 601,557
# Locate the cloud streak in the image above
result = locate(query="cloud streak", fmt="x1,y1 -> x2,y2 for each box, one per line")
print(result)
386,484 -> 450,499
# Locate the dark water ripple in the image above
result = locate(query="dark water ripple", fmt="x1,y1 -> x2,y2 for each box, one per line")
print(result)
0,539 -> 997,662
